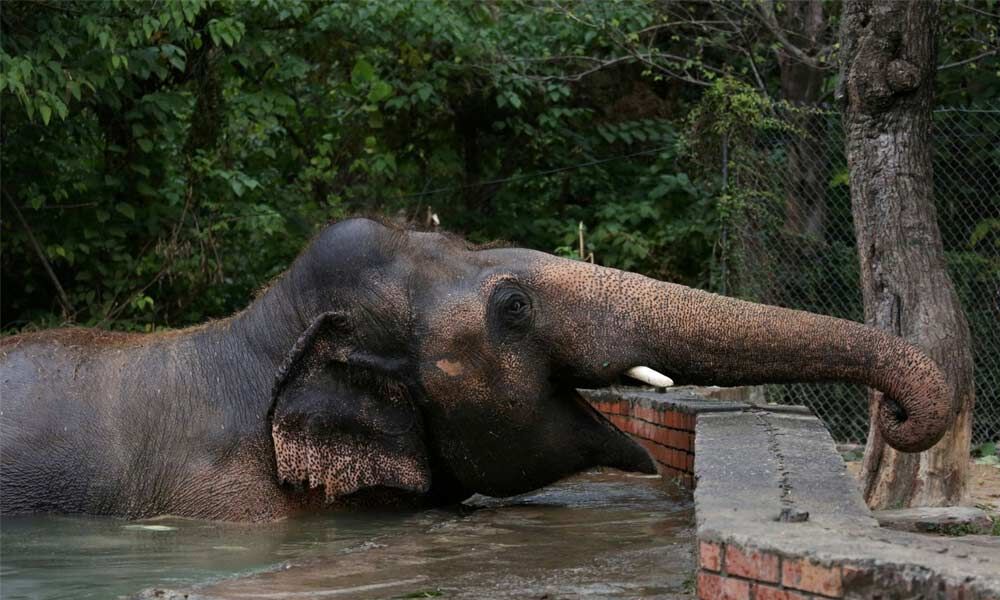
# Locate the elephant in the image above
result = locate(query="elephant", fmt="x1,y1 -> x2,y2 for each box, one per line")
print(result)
0,218 -> 951,521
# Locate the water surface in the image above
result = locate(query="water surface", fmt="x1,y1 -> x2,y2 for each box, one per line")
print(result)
1,471 -> 694,599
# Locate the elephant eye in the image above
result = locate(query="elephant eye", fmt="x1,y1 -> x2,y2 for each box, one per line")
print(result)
506,296 -> 528,315
494,287 -> 533,330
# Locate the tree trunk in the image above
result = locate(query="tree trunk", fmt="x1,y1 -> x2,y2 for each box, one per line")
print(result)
778,0 -> 830,240
839,0 -> 973,508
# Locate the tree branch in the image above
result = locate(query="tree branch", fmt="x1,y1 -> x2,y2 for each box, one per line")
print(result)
938,48 -> 998,71
3,191 -> 74,318
754,0 -> 823,68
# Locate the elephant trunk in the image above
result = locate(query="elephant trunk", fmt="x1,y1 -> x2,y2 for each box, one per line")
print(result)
639,283 -> 951,452
537,261 -> 952,453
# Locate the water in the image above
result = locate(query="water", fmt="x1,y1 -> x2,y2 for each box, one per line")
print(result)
0,471 -> 694,599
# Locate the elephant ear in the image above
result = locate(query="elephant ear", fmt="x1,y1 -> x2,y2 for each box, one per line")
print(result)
270,312 -> 431,501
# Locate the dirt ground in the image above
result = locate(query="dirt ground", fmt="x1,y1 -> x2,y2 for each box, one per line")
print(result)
844,459 -> 1000,515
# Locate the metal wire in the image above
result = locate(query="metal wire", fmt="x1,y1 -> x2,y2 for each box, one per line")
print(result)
719,106 -> 999,444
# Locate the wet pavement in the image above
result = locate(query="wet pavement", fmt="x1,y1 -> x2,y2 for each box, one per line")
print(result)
1,471 -> 694,600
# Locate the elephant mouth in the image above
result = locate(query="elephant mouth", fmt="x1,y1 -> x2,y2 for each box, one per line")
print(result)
563,385 -> 658,476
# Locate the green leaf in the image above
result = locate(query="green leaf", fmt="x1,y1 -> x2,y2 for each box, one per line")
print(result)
829,168 -> 850,189
115,202 -> 135,220
39,104 -> 52,125
230,179 -> 245,196
974,441 -> 997,458
970,219 -> 999,247
368,80 -> 393,103
351,59 -> 375,86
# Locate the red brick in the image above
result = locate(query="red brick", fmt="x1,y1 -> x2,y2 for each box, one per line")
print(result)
650,442 -> 670,465
652,425 -> 670,446
658,448 -> 671,468
698,571 -> 722,599
700,542 -> 722,571
724,544 -> 779,583
665,428 -> 679,448
686,452 -> 695,471
666,410 -> 681,428
661,428 -> 675,448
783,558 -> 843,597
665,448 -> 678,469
647,444 -> 661,466
698,572 -> 750,600
638,439 -> 655,460
753,584 -> 810,600
624,416 -> 637,434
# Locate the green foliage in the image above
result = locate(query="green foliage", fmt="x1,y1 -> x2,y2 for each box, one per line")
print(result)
973,441 -> 999,467
2,1 -> 996,334
1,0 -> 718,331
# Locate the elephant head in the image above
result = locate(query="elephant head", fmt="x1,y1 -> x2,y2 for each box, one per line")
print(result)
269,218 -> 951,503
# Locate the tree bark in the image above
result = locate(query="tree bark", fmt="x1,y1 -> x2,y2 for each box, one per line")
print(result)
839,0 -> 973,508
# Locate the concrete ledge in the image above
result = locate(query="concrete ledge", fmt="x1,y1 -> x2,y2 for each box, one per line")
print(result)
586,386 -> 1000,600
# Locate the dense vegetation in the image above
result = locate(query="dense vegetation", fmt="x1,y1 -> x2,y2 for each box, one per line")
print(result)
2,0 -> 996,332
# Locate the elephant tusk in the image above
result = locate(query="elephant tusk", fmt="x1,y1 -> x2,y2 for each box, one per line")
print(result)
625,366 -> 674,388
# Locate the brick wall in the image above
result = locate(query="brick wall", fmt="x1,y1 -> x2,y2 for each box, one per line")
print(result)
699,541 -> 844,600
583,387 -> 1000,600
588,394 -> 696,488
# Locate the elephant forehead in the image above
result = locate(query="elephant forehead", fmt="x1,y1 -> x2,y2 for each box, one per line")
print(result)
416,271 -> 509,342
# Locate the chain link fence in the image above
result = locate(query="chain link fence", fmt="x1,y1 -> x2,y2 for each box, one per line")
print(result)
717,105 -> 999,444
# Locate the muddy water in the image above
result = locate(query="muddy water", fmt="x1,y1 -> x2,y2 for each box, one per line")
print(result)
0,471 -> 694,600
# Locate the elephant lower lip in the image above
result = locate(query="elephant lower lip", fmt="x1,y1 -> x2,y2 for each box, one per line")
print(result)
567,388 -> 657,475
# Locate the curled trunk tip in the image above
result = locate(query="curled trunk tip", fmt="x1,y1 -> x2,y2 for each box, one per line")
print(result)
873,341 -> 952,453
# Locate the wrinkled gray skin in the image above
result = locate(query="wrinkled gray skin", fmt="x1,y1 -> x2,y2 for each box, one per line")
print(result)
0,219 -> 951,521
